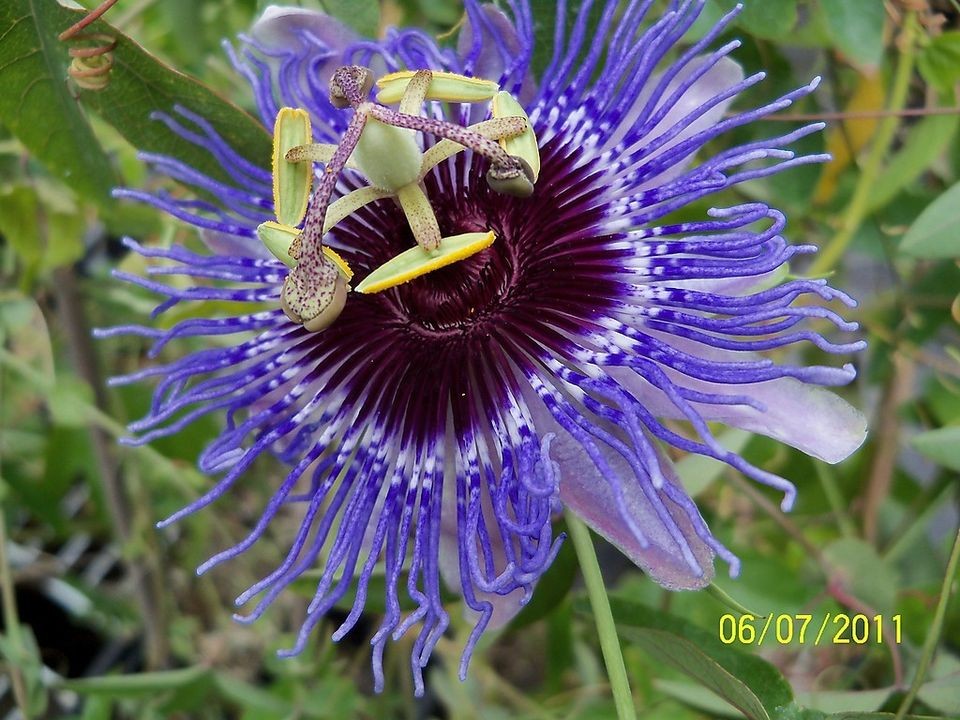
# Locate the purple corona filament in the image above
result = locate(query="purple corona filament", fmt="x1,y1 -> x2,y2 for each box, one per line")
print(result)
98,0 -> 867,695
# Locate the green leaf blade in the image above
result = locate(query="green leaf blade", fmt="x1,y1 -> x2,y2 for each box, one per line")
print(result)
819,0 -> 885,68
600,596 -> 794,719
52,2 -> 271,188
911,426 -> 960,471
0,0 -> 117,205
900,181 -> 960,259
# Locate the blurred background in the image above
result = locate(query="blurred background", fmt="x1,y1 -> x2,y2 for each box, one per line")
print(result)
0,0 -> 958,718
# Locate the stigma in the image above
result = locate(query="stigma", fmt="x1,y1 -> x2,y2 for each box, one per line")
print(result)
259,66 -> 541,333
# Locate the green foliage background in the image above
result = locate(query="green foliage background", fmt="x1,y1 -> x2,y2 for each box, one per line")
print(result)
0,1 -> 959,718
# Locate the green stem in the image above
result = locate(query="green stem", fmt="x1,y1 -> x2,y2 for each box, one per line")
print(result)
809,12 -> 919,276
814,463 -> 857,538
565,511 -> 637,720
0,317 -> 31,718
894,528 -> 960,720
0,496 -> 31,719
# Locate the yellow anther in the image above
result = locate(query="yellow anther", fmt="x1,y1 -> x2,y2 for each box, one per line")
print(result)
258,221 -> 299,268
258,221 -> 353,280
272,108 -> 313,227
376,70 -> 499,105
355,231 -> 495,294
321,246 -> 354,281
492,91 -> 540,181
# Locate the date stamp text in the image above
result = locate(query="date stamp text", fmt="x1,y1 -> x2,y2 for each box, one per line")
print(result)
718,613 -> 903,646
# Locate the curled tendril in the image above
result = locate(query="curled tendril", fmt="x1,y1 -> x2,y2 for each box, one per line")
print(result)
58,0 -> 120,91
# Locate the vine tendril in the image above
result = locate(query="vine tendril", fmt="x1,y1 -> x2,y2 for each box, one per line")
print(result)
58,0 -> 121,91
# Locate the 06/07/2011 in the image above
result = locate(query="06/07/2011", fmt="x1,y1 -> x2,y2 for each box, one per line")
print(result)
718,613 -> 903,646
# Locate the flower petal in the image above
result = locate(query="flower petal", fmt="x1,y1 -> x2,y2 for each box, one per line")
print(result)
613,55 -> 745,185
609,345 -> 867,465
252,6 -> 359,89
457,3 -> 536,105
201,229 -> 270,259
525,396 -> 717,590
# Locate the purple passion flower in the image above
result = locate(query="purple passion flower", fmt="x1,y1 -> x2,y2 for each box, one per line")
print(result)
99,0 -> 867,693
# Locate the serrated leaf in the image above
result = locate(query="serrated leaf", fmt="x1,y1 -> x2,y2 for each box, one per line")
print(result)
918,32 -> 960,93
321,0 -> 381,37
52,1 -> 271,188
869,114 -> 959,213
822,539 -> 897,616
714,0 -> 798,40
631,629 -> 771,720
819,0 -> 885,68
826,715 -> 942,720
793,688 -> 891,715
0,0 -> 116,205
916,672 -> 960,715
900,181 -> 960,259
63,666 -> 212,696
600,597 -> 793,719
911,426 -> 960,471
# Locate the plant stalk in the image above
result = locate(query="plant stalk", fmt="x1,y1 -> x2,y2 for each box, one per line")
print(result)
810,12 -> 919,276
565,511 -> 637,720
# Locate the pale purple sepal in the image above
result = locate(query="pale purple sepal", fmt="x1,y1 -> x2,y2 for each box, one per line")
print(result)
615,55 -> 745,188
252,6 -> 359,89
526,399 -> 717,591
457,3 -> 536,106
609,342 -> 867,464
201,228 -> 271,259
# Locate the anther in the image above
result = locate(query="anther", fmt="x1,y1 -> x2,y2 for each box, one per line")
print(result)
486,156 -> 536,198
329,65 -> 373,109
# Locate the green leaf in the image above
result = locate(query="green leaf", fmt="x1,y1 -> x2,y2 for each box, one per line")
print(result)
825,715 -> 942,720
918,32 -> 960,93
47,373 -> 96,428
911,426 -> 960,471
714,0 -> 798,40
63,666 -> 212,696
819,0 -> 885,67
675,428 -> 752,498
320,0 -> 381,37
793,688 -> 890,715
0,186 -> 41,268
601,596 -> 793,719
822,539 -> 898,616
52,1 -> 271,188
916,672 -> 960,716
211,673 -> 293,716
900,181 -> 960,259
869,114 -> 959,213
630,629 -> 771,720
0,0 -> 117,205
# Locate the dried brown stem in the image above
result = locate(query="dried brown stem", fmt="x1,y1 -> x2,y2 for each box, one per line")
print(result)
862,353 -> 914,544
57,0 -> 121,41
51,266 -> 169,669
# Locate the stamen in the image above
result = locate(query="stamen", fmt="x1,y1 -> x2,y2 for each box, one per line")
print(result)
376,69 -> 499,105
355,232 -> 496,294
396,184 -> 442,252
367,104 -> 520,174
398,69 -> 434,115
418,116 -> 527,179
285,142 -> 360,170
272,108 -> 312,226
492,91 -> 540,181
